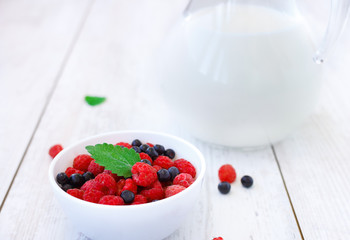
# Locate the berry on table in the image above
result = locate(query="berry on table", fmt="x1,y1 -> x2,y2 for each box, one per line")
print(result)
213,237 -> 224,240
131,139 -> 142,147
49,144 -> 63,158
241,175 -> 254,188
154,144 -> 165,155
131,162 -> 157,187
174,159 -> 196,178
121,190 -> 135,204
164,149 -> 175,159
69,173 -> 85,188
56,172 -> 69,185
157,169 -> 171,182
218,164 -> 236,183
168,166 -> 180,180
218,182 -> 231,194
73,154 -> 93,172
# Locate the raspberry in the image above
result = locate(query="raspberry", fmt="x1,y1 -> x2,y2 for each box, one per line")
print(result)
146,142 -> 154,147
104,170 -> 123,182
116,142 -> 132,149
139,152 -> 153,164
81,179 -> 108,194
49,144 -> 63,158
116,179 -> 126,196
73,154 -> 93,172
98,195 -> 124,205
173,173 -> 194,188
94,173 -> 118,195
165,185 -> 186,198
131,162 -> 157,187
153,156 -> 174,169
83,189 -> 105,203
65,167 -> 84,178
67,189 -> 84,200
87,160 -> 105,176
140,181 -> 165,201
213,237 -> 224,240
152,165 -> 162,172
122,178 -> 138,195
131,194 -> 148,205
174,159 -> 196,178
218,164 -> 236,183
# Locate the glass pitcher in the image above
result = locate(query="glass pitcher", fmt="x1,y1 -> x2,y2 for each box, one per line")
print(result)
158,0 -> 350,148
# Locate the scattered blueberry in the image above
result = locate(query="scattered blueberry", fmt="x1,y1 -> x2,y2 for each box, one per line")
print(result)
154,144 -> 165,155
146,147 -> 159,160
132,139 -> 142,147
140,144 -> 149,152
121,190 -> 135,204
168,166 -> 180,180
141,159 -> 152,166
56,172 -> 69,185
241,175 -> 253,188
69,173 -> 85,188
164,149 -> 175,159
218,182 -> 231,194
83,171 -> 94,182
157,169 -> 171,182
61,183 -> 73,192
131,146 -> 141,153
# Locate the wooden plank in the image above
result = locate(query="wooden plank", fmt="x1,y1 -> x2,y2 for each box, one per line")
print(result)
0,0 -> 93,205
0,0 -> 301,239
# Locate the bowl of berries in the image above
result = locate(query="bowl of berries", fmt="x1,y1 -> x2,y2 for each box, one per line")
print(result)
48,130 -> 206,240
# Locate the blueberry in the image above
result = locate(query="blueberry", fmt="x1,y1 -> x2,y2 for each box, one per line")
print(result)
121,190 -> 135,204
140,144 -> 149,152
132,139 -> 142,147
61,183 -> 73,192
69,173 -> 85,188
131,146 -> 141,153
168,166 -> 180,180
146,147 -> 158,160
157,169 -> 171,182
241,175 -> 254,188
164,149 -> 175,159
141,159 -> 152,166
56,172 -> 69,185
83,171 -> 94,182
154,144 -> 165,155
218,182 -> 231,194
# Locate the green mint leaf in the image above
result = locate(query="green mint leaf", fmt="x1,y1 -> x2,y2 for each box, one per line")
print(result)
86,143 -> 140,178
85,96 -> 106,106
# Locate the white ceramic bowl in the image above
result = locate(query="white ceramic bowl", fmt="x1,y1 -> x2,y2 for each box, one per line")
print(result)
49,130 -> 206,240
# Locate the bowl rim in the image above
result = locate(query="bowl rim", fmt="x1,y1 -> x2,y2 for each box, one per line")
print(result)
48,130 -> 206,210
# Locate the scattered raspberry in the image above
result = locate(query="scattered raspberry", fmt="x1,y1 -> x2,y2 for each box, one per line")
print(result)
131,162 -> 157,187
122,178 -> 138,195
94,173 -> 117,195
88,160 -> 105,176
131,194 -> 148,205
67,189 -> 84,199
153,156 -> 174,169
174,159 -> 196,178
104,170 -> 123,182
83,188 -> 105,203
213,237 -> 224,240
65,167 -> 84,178
140,181 -> 165,201
49,144 -> 63,158
139,152 -> 153,164
173,173 -> 194,188
218,164 -> 236,183
73,154 -> 93,172
146,142 -> 154,147
98,195 -> 124,205
116,142 -> 132,149
81,179 -> 108,194
152,165 -> 162,172
115,179 -> 126,196
165,185 -> 186,198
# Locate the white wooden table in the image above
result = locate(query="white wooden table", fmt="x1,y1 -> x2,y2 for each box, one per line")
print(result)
1,0 -> 350,239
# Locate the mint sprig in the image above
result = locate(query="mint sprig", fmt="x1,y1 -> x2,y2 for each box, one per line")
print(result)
86,143 -> 140,178
85,96 -> 106,106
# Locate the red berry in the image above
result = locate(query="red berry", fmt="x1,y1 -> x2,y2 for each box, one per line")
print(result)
94,173 -> 118,195
73,154 -> 93,172
173,173 -> 194,188
103,170 -> 123,182
139,152 -> 153,164
81,179 -> 108,194
49,144 -> 63,158
152,165 -> 162,172
83,189 -> 105,203
115,142 -> 132,149
116,179 -> 126,196
174,159 -> 196,178
131,194 -> 148,205
213,237 -> 224,240
140,180 -> 165,202
67,189 -> 84,200
98,195 -> 124,205
165,185 -> 186,198
122,178 -> 138,195
153,156 -> 174,170
146,142 -> 154,147
65,167 -> 84,178
87,160 -> 105,176
218,164 -> 236,183
131,162 -> 157,187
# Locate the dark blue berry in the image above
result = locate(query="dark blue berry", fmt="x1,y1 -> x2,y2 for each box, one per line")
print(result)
132,139 -> 142,147
56,172 -> 69,185
140,144 -> 149,152
69,173 -> 85,188
164,149 -> 175,159
83,171 -> 94,182
141,159 -> 152,165
157,169 -> 171,182
121,190 -> 135,204
218,182 -> 231,194
241,175 -> 253,188
146,147 -> 159,160
168,166 -> 180,180
154,144 -> 165,155
61,183 -> 73,192
131,146 -> 141,153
